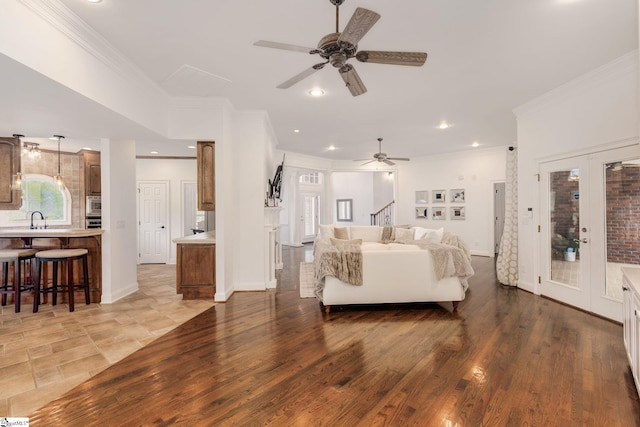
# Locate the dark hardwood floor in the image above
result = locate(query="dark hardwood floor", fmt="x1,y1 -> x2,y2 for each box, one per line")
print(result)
30,246 -> 640,426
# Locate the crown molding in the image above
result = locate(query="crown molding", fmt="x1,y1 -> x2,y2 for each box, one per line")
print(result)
16,0 -> 161,91
513,50 -> 638,118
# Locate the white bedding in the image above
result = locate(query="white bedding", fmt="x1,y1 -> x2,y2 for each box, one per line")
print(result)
318,241 -> 469,308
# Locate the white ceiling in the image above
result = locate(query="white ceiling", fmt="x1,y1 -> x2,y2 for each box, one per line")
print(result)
0,0 -> 637,159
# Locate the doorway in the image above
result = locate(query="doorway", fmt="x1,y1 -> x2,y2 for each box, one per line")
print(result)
301,192 -> 320,243
138,181 -> 169,264
539,145 -> 639,321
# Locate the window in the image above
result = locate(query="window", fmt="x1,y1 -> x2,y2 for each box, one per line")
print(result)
299,172 -> 320,185
0,174 -> 71,227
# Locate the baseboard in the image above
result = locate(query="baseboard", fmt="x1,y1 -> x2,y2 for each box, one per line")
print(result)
470,250 -> 492,257
101,281 -> 139,304
283,243 -> 304,247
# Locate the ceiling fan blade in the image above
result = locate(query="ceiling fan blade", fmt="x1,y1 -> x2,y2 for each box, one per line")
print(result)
276,66 -> 321,89
337,7 -> 381,47
383,160 -> 396,166
360,159 -> 376,166
353,158 -> 371,162
355,51 -> 427,66
387,157 -> 410,161
254,40 -> 315,54
339,64 -> 367,96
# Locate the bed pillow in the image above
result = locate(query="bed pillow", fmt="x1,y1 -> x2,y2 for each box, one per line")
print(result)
391,225 -> 410,241
319,224 -> 335,238
413,226 -> 444,243
334,227 -> 350,240
349,226 -> 382,242
318,224 -> 335,238
394,227 -> 415,243
330,238 -> 363,246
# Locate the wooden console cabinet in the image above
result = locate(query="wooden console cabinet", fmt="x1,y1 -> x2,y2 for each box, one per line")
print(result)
0,136 -> 21,210
622,267 -> 640,398
174,231 -> 216,300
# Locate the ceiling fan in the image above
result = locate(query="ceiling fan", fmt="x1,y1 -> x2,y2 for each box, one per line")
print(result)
356,138 -> 410,166
254,0 -> 427,96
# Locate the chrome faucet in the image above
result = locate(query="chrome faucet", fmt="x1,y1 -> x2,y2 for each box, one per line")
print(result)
30,211 -> 44,229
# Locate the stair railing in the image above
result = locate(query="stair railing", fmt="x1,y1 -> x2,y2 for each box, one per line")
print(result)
370,200 -> 395,226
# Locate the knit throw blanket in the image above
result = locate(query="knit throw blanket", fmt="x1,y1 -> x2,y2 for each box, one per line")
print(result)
405,232 -> 474,291
313,240 -> 363,288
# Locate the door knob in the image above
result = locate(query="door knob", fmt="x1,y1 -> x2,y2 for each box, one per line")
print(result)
582,238 -> 588,243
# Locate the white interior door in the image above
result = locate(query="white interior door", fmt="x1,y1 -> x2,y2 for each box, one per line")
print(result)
540,145 -> 639,321
138,181 -> 168,264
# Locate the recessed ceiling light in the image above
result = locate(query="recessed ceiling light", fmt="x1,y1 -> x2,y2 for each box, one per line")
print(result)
150,151 -> 159,154
87,0 -> 102,3
82,147 -> 93,151
438,122 -> 450,130
471,141 -> 480,147
187,145 -> 196,149
328,145 -> 336,151
293,129 -> 300,133
308,88 -> 325,97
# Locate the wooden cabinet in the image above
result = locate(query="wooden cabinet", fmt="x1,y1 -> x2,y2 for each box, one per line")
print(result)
0,136 -> 21,210
176,243 -> 215,299
197,141 -> 215,211
622,268 -> 640,398
83,151 -> 101,196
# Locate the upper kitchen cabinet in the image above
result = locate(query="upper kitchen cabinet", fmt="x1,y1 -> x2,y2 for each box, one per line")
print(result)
0,136 -> 21,210
83,151 -> 101,196
197,141 -> 215,211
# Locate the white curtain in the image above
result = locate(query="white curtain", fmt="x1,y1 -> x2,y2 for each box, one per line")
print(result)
496,147 -> 518,286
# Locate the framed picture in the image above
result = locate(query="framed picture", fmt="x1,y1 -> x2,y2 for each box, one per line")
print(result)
451,189 -> 465,203
451,206 -> 465,220
432,207 -> 446,220
432,190 -> 445,203
415,207 -> 428,219
415,190 -> 429,204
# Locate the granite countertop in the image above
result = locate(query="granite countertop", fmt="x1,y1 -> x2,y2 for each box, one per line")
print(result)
622,267 -> 640,295
0,228 -> 104,238
173,231 -> 216,244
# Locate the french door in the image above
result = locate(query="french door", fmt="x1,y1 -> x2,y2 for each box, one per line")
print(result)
301,192 -> 320,243
540,145 -> 639,321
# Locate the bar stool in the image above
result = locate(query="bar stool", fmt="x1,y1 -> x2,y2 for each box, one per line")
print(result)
0,248 -> 38,313
33,248 -> 90,313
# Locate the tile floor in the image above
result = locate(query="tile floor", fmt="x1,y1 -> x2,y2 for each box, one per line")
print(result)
550,259 -> 637,300
0,264 -> 214,417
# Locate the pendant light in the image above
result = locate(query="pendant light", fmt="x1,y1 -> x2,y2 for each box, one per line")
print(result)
52,135 -> 65,187
11,133 -> 24,190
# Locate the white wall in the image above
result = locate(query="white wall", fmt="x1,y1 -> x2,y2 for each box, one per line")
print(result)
101,139 -> 139,303
396,147 -> 507,256
136,158 -> 197,264
514,51 -> 639,293
331,172 -> 375,225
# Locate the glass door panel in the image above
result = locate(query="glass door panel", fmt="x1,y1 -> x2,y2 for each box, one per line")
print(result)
604,158 -> 640,300
549,169 -> 581,287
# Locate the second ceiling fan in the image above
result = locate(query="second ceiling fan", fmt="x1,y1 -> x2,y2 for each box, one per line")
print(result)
254,0 -> 428,96
356,138 -> 410,166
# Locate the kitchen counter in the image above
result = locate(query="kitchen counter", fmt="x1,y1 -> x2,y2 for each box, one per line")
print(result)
172,230 -> 215,244
0,228 -> 103,303
0,228 -> 104,238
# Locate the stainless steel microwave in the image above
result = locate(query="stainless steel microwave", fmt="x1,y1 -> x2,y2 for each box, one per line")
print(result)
86,196 -> 101,216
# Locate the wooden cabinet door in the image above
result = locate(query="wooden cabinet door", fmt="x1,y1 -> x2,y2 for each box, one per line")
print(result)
83,151 -> 101,196
197,141 -> 215,211
0,136 -> 21,210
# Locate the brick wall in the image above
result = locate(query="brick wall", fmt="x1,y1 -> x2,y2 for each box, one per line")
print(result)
606,165 -> 640,264
550,171 -> 580,260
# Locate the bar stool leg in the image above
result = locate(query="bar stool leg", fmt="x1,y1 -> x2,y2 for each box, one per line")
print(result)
67,259 -> 75,312
1,261 -> 7,306
15,259 -> 21,313
33,258 -> 41,313
83,255 -> 90,305
51,261 -> 58,306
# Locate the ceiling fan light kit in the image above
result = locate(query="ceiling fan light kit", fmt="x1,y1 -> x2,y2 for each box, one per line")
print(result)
255,0 -> 427,96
